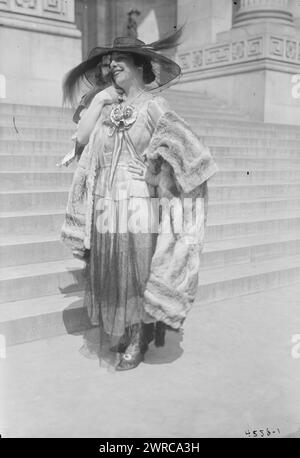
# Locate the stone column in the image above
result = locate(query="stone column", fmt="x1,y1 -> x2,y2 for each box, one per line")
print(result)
233,0 -> 293,26
0,0 -> 82,106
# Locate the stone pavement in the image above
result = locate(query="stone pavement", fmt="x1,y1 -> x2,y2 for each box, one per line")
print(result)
1,283 -> 300,438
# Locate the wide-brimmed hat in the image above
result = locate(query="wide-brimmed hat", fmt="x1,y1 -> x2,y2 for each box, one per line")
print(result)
63,28 -> 183,104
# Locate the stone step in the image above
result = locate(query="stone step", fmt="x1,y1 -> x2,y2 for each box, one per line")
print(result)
203,136 -> 300,148
3,169 -> 300,191
0,154 -> 76,170
210,146 -> 300,159
205,212 -> 300,242
1,232 -> 300,305
187,124 -> 300,140
0,93 -> 209,109
0,140 -> 71,154
3,128 -> 300,147
0,126 -> 74,141
185,113 -> 300,128
3,134 -> 300,153
3,118 -> 300,141
209,198 -> 300,218
0,234 -> 71,267
191,118 -> 300,132
2,229 -> 300,270
0,147 -> 300,171
1,183 -> 300,211
2,153 -> 300,173
216,157 -> 300,170
0,189 -> 69,212
0,96 -> 298,123
2,97 -> 300,129
0,114 -> 74,129
210,183 -> 300,200
1,170 -> 299,211
0,107 -> 247,127
178,109 -> 251,118
0,105 -> 235,124
0,171 -> 74,191
0,210 -> 65,236
197,254 -> 300,302
202,232 -> 300,270
0,94 -> 229,114
0,103 -> 73,117
2,253 -> 300,344
0,258 -> 84,303
212,170 -> 300,183
1,207 -> 300,240
3,112 -> 300,139
0,291 -> 86,345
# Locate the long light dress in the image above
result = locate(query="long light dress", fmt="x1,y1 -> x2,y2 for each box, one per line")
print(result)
82,93 -> 170,363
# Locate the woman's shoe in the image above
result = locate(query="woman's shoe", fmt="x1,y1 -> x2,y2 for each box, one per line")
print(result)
110,342 -> 128,353
115,347 -> 145,371
110,330 -> 130,353
111,322 -> 154,354
115,323 -> 148,371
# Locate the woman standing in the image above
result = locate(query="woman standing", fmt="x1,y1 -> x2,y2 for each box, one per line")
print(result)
61,32 -> 218,371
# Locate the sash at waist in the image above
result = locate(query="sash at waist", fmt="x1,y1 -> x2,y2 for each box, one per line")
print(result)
94,164 -> 156,200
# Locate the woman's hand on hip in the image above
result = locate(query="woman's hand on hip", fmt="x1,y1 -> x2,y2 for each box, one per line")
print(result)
128,159 -> 159,185
128,159 -> 147,181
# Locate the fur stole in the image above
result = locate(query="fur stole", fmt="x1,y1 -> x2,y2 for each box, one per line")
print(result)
143,111 -> 218,329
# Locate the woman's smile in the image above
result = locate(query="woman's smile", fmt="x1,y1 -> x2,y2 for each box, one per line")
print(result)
112,68 -> 123,77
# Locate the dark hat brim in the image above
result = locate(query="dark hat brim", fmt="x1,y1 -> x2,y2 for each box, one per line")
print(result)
85,45 -> 181,89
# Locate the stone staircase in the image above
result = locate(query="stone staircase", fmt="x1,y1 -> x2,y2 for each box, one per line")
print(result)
1,90 -> 300,345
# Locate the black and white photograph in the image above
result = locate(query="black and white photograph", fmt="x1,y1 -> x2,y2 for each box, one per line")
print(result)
0,0 -> 300,440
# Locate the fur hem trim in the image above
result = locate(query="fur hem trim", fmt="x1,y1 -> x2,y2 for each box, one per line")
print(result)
143,275 -> 193,330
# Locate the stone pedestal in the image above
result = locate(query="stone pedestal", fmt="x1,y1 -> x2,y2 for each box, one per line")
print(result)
176,0 -> 300,125
0,0 -> 82,106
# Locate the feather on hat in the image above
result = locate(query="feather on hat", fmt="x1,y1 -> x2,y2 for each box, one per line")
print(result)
63,27 -> 183,104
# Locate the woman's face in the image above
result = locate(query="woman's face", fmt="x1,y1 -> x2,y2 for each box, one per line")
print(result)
109,52 -> 142,90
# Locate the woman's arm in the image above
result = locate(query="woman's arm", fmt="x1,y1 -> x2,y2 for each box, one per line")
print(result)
76,99 -> 104,145
76,86 -> 119,145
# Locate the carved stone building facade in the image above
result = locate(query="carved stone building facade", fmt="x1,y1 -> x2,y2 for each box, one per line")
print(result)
1,0 -> 300,123
177,0 -> 300,124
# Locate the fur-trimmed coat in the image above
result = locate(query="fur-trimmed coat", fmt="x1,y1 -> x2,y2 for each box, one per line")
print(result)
61,109 -> 218,329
